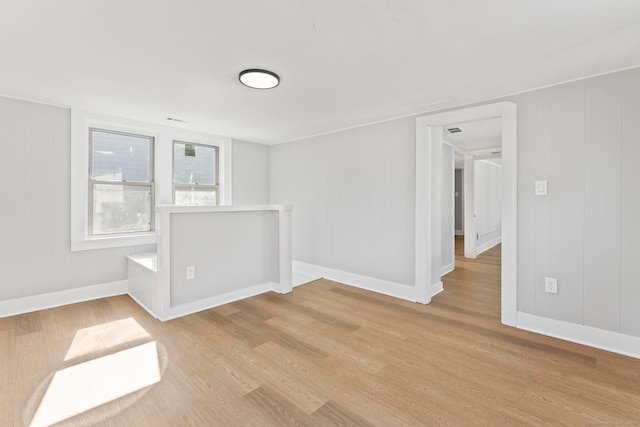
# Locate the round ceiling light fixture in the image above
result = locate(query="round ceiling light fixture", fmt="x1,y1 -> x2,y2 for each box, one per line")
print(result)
239,69 -> 280,89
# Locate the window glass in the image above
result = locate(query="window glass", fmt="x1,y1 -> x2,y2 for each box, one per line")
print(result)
173,141 -> 218,206
173,142 -> 216,185
174,188 -> 217,206
92,130 -> 152,182
91,184 -> 152,234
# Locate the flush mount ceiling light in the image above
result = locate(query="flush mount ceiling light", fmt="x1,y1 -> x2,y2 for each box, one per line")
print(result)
239,69 -> 280,89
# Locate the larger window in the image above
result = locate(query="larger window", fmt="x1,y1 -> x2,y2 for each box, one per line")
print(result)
89,129 -> 154,235
173,141 -> 219,206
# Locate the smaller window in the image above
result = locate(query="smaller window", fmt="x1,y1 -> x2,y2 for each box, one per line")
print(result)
173,141 -> 219,206
89,129 -> 154,235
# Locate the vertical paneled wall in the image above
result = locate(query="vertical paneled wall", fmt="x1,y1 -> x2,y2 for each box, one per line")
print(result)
512,68 -> 640,336
169,211 -> 278,307
583,73 -> 622,332
0,97 -> 157,301
270,118 -> 416,286
621,68 -> 640,337
232,139 -> 270,205
550,81 -> 586,325
474,160 -> 502,252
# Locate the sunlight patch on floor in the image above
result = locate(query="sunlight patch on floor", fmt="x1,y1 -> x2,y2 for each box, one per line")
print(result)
64,317 -> 150,361
30,341 -> 160,427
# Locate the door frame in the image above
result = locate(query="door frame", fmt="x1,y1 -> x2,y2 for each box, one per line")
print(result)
414,101 -> 517,326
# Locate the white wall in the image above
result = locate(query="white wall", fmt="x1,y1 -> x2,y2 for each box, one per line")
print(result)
0,97 -> 272,304
169,210 -> 278,307
474,160 -> 502,253
270,66 -> 640,340
232,139 -> 270,204
270,119 -> 416,287
514,69 -> 640,335
0,97 -> 156,301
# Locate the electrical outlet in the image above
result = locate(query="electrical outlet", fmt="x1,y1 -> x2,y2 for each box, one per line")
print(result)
186,266 -> 195,280
544,277 -> 558,294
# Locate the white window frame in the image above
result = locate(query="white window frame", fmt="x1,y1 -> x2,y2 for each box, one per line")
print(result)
71,109 -> 232,251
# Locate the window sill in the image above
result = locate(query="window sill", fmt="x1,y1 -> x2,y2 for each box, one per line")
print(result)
71,232 -> 158,252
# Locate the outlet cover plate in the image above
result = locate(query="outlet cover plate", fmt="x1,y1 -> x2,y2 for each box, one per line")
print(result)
545,277 -> 558,294
186,266 -> 195,280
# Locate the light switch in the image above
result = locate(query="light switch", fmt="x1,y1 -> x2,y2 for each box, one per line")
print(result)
535,180 -> 548,196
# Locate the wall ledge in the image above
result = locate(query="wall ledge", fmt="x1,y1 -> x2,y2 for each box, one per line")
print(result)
517,311 -> 640,360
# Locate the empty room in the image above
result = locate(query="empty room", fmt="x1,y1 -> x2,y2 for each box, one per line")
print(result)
2,1 -> 640,425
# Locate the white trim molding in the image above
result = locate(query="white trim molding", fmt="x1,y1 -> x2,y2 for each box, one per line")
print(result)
159,282 -> 274,321
431,281 -> 444,297
415,101 -> 518,326
293,260 -> 442,302
476,236 -> 502,256
517,312 -> 640,360
441,263 -> 455,276
0,280 -> 128,318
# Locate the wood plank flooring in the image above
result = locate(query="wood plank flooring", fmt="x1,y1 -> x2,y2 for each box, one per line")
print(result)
2,239 -> 640,425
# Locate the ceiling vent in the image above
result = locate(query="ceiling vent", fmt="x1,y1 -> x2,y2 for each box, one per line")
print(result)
446,127 -> 462,134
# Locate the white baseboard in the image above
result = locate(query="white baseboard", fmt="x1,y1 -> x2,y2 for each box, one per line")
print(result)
292,270 -> 321,287
127,292 -> 158,319
517,311 -> 640,360
160,282 -> 274,321
293,260 -> 422,302
431,281 -> 444,297
0,280 -> 128,318
455,230 -> 464,236
476,236 -> 502,255
441,263 -> 454,276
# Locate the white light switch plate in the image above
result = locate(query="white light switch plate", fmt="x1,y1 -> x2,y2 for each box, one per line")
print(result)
535,180 -> 548,196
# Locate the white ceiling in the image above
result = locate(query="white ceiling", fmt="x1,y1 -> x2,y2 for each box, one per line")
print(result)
2,1 -> 640,144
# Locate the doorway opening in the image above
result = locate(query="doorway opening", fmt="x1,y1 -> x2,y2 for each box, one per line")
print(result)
447,117 -> 503,268
414,102 -> 517,326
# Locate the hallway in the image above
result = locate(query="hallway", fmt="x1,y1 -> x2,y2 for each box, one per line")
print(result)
439,235 -> 501,319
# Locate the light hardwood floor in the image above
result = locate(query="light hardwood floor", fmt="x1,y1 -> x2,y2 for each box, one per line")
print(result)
2,239 -> 640,426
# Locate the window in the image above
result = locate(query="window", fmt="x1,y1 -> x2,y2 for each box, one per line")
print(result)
71,109 -> 233,251
89,129 -> 154,235
172,141 -> 218,206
